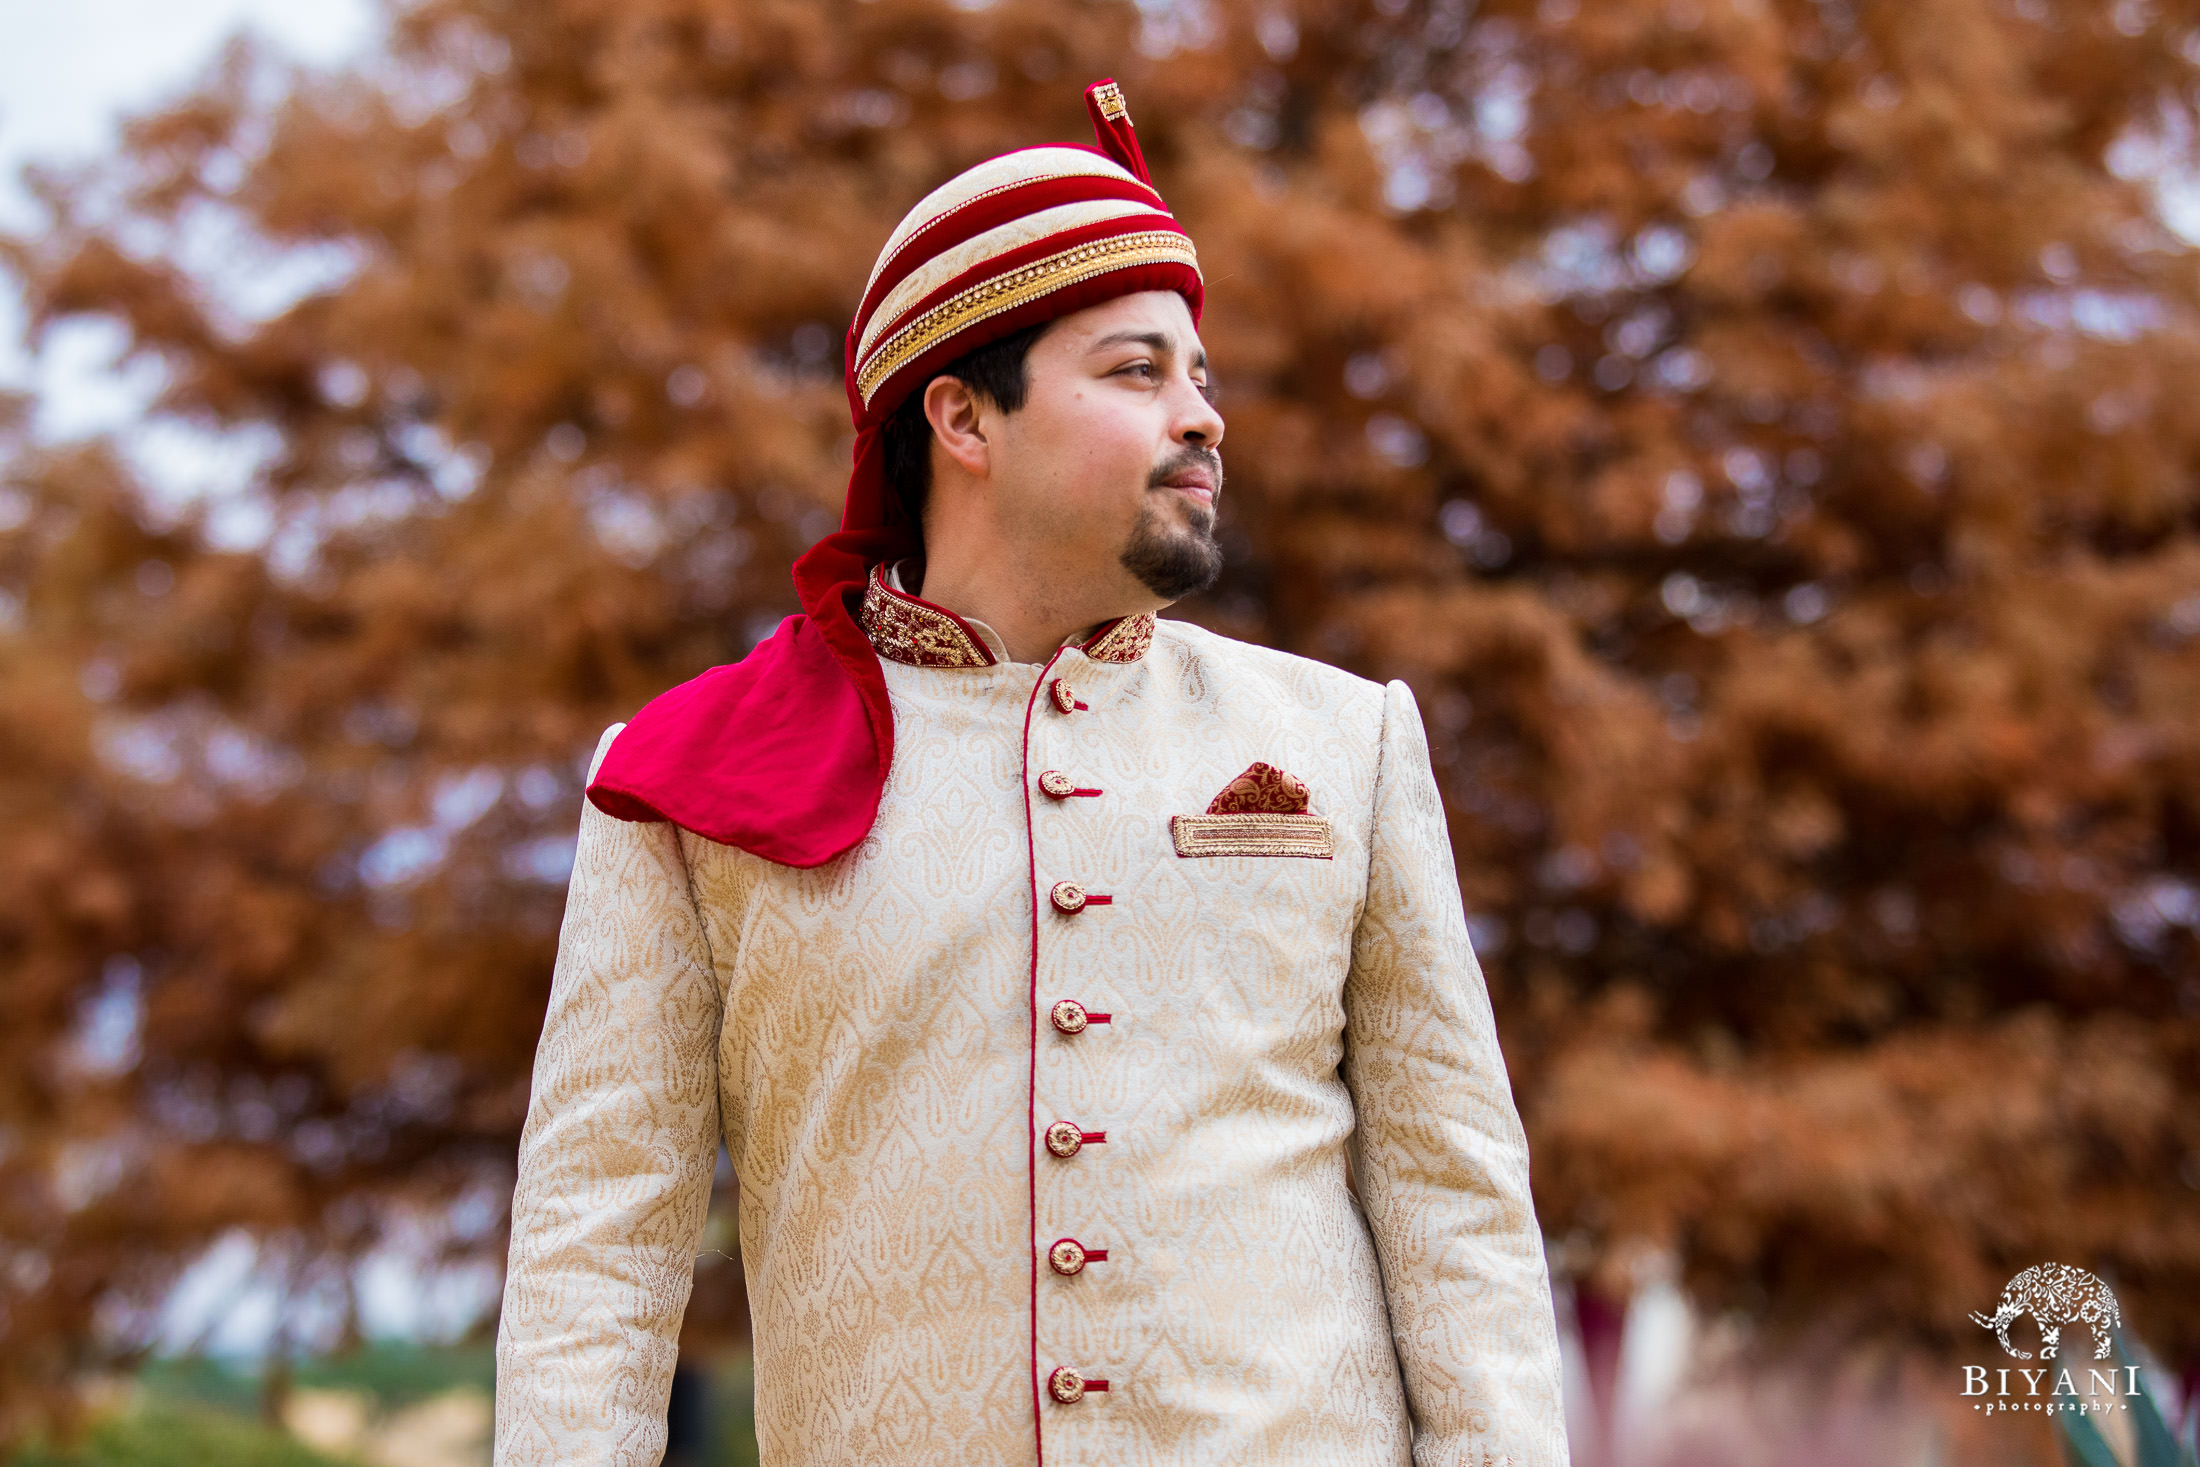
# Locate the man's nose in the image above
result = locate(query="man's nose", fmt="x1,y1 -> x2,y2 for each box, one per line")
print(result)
1176,382 -> 1224,448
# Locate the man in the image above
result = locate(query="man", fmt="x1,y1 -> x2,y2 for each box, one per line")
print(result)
495,79 -> 1567,1466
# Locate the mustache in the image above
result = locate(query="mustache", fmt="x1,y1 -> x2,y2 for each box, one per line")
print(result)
1148,446 -> 1225,495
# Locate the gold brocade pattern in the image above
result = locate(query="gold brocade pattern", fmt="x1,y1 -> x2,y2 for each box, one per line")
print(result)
496,622 -> 1568,1467
862,564 -> 1157,670
859,566 -> 994,668
857,231 -> 1200,406
1081,613 -> 1154,664
1170,813 -> 1336,860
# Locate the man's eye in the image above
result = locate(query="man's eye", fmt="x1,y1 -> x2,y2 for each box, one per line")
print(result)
1118,361 -> 1156,378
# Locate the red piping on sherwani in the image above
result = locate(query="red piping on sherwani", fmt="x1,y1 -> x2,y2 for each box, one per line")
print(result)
1020,645 -> 1069,1465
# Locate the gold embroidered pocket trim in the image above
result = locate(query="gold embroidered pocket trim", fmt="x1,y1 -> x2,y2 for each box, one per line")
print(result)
1169,813 -> 1335,860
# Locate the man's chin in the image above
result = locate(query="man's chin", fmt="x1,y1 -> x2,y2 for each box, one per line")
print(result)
1151,487 -> 1217,536
1120,506 -> 1224,600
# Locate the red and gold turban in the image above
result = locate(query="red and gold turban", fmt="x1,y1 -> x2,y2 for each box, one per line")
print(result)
587,80 -> 1204,865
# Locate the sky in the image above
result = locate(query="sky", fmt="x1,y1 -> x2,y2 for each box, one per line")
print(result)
0,0 -> 379,436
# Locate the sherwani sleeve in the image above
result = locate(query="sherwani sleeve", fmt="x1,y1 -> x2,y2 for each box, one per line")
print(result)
1344,680 -> 1570,1467
494,724 -> 724,1467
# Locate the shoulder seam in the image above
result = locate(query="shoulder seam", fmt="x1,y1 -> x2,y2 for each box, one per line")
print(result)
1154,619 -> 1386,690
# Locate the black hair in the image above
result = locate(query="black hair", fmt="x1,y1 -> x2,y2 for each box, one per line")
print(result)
881,318 -> 1053,532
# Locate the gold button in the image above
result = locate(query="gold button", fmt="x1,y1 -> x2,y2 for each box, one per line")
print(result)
1050,999 -> 1089,1035
1049,880 -> 1087,914
1045,1120 -> 1085,1158
1048,1366 -> 1086,1404
1051,679 -> 1078,714
1037,769 -> 1076,799
1049,1238 -> 1088,1275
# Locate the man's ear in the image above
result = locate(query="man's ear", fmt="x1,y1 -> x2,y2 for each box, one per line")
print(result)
923,376 -> 991,480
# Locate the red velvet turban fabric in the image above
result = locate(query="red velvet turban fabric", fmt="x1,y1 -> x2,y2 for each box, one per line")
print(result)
584,79 -> 1204,865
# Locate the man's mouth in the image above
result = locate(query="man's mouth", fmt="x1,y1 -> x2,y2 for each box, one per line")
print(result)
1161,479 -> 1214,514
1155,466 -> 1218,506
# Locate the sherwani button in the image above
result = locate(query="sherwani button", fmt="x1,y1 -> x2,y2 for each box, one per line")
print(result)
1037,769 -> 1076,799
1050,678 -> 1080,714
1049,1366 -> 1106,1403
1049,880 -> 1087,914
1049,1237 -> 1106,1275
1050,999 -> 1088,1034
1046,1120 -> 1103,1157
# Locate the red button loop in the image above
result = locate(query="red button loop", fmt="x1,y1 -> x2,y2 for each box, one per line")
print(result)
1049,1237 -> 1108,1275
1045,1121 -> 1105,1158
1048,881 -> 1113,914
1050,999 -> 1111,1034
1048,1366 -> 1108,1403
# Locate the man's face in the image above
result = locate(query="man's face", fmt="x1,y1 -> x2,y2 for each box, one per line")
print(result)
985,290 -> 1226,602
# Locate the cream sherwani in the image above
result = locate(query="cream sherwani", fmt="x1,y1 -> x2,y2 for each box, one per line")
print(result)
495,564 -> 1568,1467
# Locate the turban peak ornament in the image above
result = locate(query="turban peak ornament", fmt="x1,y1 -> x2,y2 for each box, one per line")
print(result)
1085,78 -> 1150,184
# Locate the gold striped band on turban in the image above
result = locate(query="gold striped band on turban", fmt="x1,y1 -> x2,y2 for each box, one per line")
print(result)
842,130 -> 1204,426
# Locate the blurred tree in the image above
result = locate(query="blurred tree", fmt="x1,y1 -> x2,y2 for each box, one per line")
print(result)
2,0 -> 2197,1437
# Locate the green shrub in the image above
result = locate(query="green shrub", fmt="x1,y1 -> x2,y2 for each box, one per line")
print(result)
8,1405 -> 351,1467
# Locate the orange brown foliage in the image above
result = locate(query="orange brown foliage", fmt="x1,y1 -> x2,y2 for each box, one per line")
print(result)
2,0 -> 2197,1433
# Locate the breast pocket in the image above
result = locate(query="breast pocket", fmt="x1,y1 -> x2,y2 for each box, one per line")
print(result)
1150,809 -> 1359,1057
1168,812 -> 1334,860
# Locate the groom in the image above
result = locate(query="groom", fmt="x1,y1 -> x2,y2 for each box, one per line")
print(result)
494,78 -> 1568,1467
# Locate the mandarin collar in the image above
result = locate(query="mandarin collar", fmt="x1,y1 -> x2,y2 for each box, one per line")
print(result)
858,560 -> 1154,669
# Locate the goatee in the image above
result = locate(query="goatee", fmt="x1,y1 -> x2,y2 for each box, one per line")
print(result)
1121,453 -> 1225,599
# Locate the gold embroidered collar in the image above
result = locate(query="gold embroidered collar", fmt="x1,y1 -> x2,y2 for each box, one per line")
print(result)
858,562 -> 1155,669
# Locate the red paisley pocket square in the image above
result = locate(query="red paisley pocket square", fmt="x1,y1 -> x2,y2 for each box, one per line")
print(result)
1173,762 -> 1333,858
1204,762 -> 1312,815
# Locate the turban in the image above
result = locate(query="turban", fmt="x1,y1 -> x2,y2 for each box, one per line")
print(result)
585,79 -> 1204,865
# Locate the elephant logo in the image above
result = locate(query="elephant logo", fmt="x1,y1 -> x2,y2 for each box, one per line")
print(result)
1969,1263 -> 2121,1361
